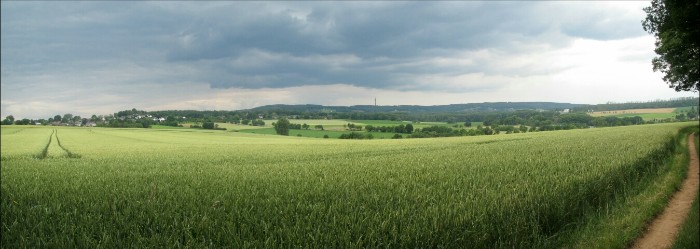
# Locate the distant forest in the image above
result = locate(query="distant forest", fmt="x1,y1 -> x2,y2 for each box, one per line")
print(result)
571,97 -> 698,112
3,97 -> 697,129
148,97 -> 698,123
248,102 -> 581,114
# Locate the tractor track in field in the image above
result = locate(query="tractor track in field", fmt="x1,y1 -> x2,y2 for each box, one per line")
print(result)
36,129 -> 54,159
53,129 -> 80,158
630,133 -> 699,249
36,129 -> 80,159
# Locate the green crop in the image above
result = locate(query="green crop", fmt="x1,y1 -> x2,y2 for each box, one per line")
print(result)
0,123 -> 694,248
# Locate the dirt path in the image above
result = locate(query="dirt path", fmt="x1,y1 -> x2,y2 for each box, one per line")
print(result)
631,133 -> 699,249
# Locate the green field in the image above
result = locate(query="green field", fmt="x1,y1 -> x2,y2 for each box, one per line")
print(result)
238,127 -> 404,139
1,123 -> 696,248
590,106 -> 697,121
214,119 -> 460,132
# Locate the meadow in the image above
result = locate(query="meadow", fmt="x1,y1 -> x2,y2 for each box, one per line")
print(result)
0,122 -> 696,248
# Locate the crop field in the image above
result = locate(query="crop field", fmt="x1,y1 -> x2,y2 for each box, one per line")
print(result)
0,123 -> 695,248
588,106 -> 696,120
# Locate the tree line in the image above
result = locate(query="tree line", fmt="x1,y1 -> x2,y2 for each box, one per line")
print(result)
571,97 -> 698,112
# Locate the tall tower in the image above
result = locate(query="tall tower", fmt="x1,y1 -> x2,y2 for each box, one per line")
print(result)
374,98 -> 377,106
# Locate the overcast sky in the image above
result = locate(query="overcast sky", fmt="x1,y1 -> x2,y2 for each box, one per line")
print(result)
1,1 -> 696,119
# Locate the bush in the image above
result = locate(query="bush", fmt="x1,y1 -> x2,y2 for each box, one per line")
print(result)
339,132 -> 366,139
202,122 -> 215,129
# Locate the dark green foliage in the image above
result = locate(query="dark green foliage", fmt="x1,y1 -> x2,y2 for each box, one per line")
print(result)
405,123 -> 414,133
249,102 -> 582,114
192,123 -> 226,130
643,0 -> 700,91
252,119 -> 265,126
99,119 -> 152,128
365,124 -> 412,134
161,117 -> 180,127
273,118 -> 290,136
142,98 -> 696,125
519,125 -> 529,133
14,119 -> 31,125
202,122 -> 215,129
687,106 -> 699,119
2,115 -> 15,125
338,132 -> 372,139
346,123 -> 362,131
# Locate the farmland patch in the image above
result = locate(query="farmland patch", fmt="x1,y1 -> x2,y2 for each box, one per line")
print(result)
1,123 -> 696,248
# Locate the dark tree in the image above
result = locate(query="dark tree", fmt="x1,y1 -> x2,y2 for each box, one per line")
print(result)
643,0 -> 700,91
273,118 -> 290,136
395,124 -> 406,133
2,115 -> 14,125
202,122 -> 215,129
15,118 -> 31,125
252,119 -> 265,126
62,114 -> 73,123
405,123 -> 414,133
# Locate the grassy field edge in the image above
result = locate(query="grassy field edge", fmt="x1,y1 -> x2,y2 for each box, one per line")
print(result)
555,125 -> 697,248
557,126 -> 698,248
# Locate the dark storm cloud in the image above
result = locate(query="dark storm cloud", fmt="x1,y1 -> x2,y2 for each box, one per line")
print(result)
2,1 -> 649,93
165,2 -> 554,61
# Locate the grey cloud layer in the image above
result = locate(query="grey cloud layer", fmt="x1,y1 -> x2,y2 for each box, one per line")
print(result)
2,1 -> 648,92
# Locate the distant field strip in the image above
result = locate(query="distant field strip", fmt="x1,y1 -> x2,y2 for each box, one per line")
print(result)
589,108 -> 676,116
587,107 -> 697,121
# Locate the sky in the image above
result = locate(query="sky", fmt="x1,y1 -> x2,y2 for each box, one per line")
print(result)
1,1 -> 697,119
